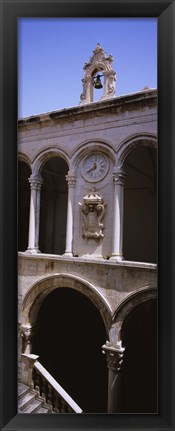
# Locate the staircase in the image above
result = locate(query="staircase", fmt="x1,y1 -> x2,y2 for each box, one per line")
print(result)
18,382 -> 52,413
19,354 -> 83,414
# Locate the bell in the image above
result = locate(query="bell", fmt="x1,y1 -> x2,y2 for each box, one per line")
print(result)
93,74 -> 103,89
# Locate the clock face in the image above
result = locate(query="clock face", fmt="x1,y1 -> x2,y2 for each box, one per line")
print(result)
81,153 -> 109,182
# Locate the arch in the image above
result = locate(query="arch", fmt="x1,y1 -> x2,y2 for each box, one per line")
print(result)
117,133 -> 157,167
18,152 -> 32,169
71,139 -> 116,170
110,286 -> 157,344
22,273 -> 113,333
32,146 -> 70,174
86,61 -> 111,78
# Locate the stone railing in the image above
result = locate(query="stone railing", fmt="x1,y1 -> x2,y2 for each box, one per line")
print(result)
21,354 -> 82,414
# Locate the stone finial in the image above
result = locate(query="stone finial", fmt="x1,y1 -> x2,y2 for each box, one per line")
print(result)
79,44 -> 116,104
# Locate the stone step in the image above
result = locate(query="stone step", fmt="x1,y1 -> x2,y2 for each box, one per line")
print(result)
18,382 -> 64,414
18,382 -> 53,414
18,382 -> 30,400
36,406 -> 51,413
22,398 -> 42,413
18,392 -> 36,411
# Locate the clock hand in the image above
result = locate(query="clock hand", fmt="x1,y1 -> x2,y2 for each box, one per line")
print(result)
87,162 -> 97,173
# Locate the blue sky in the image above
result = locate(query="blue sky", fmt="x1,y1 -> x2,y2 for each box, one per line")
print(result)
18,18 -> 157,118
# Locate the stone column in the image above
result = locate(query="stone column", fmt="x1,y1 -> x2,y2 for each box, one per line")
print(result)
64,171 -> 76,256
110,167 -> 125,261
102,342 -> 125,413
27,173 -> 43,254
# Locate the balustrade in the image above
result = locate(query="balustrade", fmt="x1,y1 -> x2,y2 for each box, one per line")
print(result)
32,360 -> 82,414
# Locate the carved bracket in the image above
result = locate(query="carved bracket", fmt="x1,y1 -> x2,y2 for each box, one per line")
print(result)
79,188 -> 105,240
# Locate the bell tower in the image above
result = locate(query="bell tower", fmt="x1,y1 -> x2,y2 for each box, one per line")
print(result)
79,43 -> 116,105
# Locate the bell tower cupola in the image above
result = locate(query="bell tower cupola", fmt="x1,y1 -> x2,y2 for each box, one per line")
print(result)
79,43 -> 116,105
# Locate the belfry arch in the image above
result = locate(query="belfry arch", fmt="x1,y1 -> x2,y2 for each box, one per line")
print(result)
79,43 -> 116,104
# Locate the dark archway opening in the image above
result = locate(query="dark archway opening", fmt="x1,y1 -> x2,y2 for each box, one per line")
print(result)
32,287 -> 108,413
40,157 -> 68,254
120,298 -> 157,413
123,145 -> 157,263
18,161 -> 31,251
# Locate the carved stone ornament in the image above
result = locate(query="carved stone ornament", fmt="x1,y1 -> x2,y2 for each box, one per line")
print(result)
79,43 -> 116,104
21,324 -> 33,353
112,168 -> 125,186
21,324 -> 32,342
29,173 -> 43,190
79,188 -> 105,240
102,342 -> 125,372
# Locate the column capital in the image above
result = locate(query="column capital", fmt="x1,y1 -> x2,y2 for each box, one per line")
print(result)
21,324 -> 32,339
21,324 -> 35,354
112,168 -> 125,186
66,171 -> 76,188
102,342 -> 125,372
29,173 -> 43,190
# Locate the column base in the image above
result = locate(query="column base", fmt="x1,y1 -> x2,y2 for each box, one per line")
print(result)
25,248 -> 41,254
109,254 -> 124,262
63,252 -> 73,257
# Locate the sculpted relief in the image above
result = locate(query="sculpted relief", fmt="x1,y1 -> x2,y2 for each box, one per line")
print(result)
79,188 -> 105,240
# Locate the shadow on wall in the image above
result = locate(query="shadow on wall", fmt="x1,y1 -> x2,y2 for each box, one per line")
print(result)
121,299 -> 157,413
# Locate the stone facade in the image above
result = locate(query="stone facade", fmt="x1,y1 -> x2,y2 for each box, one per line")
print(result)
18,45 -> 157,413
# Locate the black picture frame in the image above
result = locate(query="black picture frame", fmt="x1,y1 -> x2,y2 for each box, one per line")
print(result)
0,0 -> 174,430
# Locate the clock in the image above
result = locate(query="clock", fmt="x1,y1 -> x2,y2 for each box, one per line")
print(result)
81,152 -> 109,182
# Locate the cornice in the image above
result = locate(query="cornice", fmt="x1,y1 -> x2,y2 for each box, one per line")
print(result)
18,89 -> 157,131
